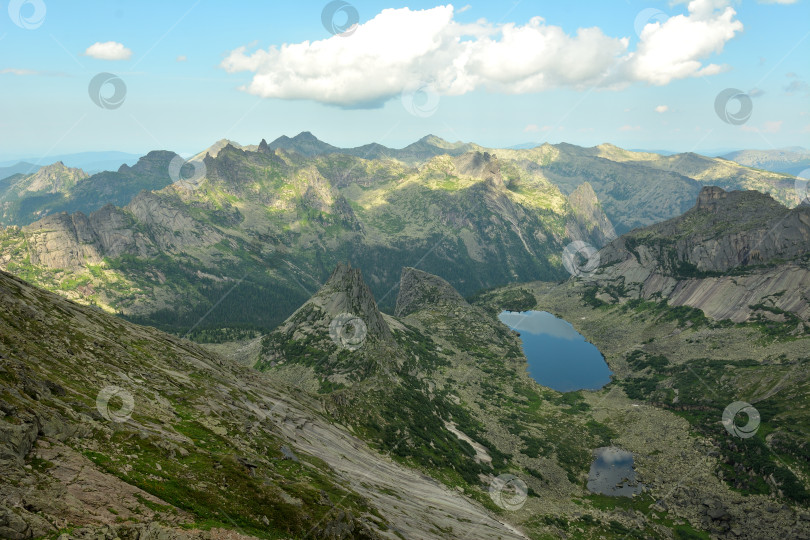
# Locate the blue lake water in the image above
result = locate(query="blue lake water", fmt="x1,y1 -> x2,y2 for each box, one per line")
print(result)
498,310 -> 612,392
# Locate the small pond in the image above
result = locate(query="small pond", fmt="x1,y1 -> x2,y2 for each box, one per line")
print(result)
498,310 -> 612,392
586,446 -> 644,496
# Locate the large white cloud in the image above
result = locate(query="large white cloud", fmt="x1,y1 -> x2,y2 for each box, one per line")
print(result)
221,2 -> 743,108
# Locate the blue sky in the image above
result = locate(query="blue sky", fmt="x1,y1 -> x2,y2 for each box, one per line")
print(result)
0,0 -> 807,161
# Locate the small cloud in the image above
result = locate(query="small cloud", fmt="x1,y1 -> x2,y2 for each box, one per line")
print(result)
785,79 -> 810,95
0,68 -> 38,75
763,120 -> 783,133
803,124 -> 810,133
84,41 -> 132,61
757,0 -> 798,4
524,124 -> 539,133
655,105 -> 668,113
457,4 -> 471,13
786,72 -> 798,78
741,120 -> 783,133
176,55 -> 187,62
620,125 -> 642,131
748,87 -> 765,98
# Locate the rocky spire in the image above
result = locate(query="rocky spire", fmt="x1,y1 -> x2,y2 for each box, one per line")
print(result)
257,263 -> 395,378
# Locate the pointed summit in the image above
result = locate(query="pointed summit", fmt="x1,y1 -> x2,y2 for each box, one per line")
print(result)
257,263 -> 395,381
258,138 -> 270,153
268,132 -> 338,157
318,263 -> 393,341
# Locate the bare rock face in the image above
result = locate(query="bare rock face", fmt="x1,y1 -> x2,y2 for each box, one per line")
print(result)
394,266 -> 468,318
23,212 -> 104,270
22,205 -> 153,271
586,186 -> 810,323
566,181 -> 618,247
315,262 -> 393,342
125,191 -> 223,251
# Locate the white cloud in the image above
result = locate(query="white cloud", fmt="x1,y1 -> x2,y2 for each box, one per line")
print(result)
524,124 -> 539,132
620,125 -> 642,131
0,68 -> 38,75
176,55 -> 188,62
84,41 -> 132,61
626,0 -> 742,85
655,105 -> 669,113
741,120 -> 783,133
222,2 -> 743,108
757,0 -> 797,4
457,4 -> 472,13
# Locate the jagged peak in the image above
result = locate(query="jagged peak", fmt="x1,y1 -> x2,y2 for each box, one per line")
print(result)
297,262 -> 393,342
394,267 -> 467,318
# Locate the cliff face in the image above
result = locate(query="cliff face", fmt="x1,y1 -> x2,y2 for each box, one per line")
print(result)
21,204 -> 153,270
585,187 -> 810,324
565,182 -> 617,247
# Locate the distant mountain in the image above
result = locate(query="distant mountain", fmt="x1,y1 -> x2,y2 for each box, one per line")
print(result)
0,151 -> 179,226
0,151 -> 141,174
188,138 -> 258,162
721,148 -> 810,176
0,133 -> 802,335
264,132 -> 480,163
0,161 -> 39,181
508,141 -> 542,150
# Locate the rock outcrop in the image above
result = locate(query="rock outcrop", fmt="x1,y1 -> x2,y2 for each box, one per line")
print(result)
394,266 -> 468,317
585,186 -> 810,323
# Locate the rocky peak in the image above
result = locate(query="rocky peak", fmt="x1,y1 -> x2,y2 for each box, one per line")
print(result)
394,267 -> 468,318
696,186 -> 729,211
21,161 -> 88,194
257,138 -> 270,153
116,150 -> 179,176
316,263 -> 393,341
258,263 -> 396,379
453,151 -> 503,188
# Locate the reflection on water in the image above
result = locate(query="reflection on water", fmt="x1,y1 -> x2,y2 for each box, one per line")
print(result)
498,310 -> 612,392
587,446 -> 644,496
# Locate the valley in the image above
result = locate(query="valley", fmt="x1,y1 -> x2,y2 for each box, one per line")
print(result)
0,137 -> 808,540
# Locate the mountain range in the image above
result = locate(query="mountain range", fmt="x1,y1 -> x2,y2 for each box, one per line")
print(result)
721,147 -> 810,176
1,131 -> 809,539
0,133 -> 802,338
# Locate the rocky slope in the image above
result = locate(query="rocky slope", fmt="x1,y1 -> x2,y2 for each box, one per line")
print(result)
580,186 -> 810,325
0,266 -> 534,540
